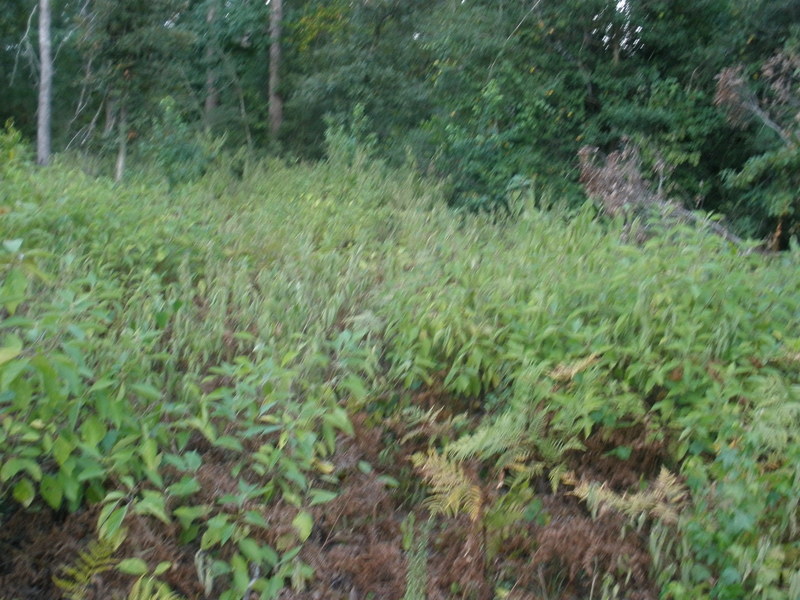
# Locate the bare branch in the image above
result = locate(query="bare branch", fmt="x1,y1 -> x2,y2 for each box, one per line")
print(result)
579,142 -> 757,253
488,0 -> 544,80
11,4 -> 39,85
715,66 -> 794,146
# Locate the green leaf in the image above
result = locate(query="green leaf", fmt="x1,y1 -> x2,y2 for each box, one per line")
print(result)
340,374 -> 368,401
292,511 -> 313,542
0,338 -> 23,366
173,504 -> 210,529
719,566 -> 741,586
201,514 -> 234,549
230,553 -> 249,593
134,490 -> 170,524
377,475 -> 399,488
139,437 -> 161,472
81,416 -> 107,448
324,407 -> 354,436
90,378 -> 116,393
12,478 -> 35,507
1,269 -> 27,315
130,383 -> 162,401
1,357 -> 28,387
1,457 -> 42,482
213,436 -> 244,452
77,461 -> 106,482
238,538 -> 263,563
243,510 -> 269,529
167,476 -> 201,497
98,503 -> 129,540
309,489 -> 338,506
117,558 -> 149,575
40,474 -> 63,509
153,561 -> 171,576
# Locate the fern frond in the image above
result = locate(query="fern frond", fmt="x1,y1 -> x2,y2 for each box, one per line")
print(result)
571,467 -> 688,525
548,353 -> 601,382
402,519 -> 430,600
128,577 -> 186,600
446,411 -> 526,462
412,450 -> 483,521
53,537 -> 120,600
537,435 -> 584,464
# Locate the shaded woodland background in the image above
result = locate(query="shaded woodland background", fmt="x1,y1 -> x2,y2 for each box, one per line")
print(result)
2,3 -> 800,600
2,0 -> 799,243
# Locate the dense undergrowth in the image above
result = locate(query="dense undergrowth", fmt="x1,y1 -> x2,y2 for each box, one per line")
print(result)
1,125 -> 800,600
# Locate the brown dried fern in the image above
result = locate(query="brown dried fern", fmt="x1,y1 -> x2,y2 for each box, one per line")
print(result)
411,450 -> 483,522
570,467 -> 688,525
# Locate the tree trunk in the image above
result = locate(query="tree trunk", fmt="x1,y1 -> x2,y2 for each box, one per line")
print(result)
37,0 -> 53,166
115,103 -> 127,183
268,0 -> 283,139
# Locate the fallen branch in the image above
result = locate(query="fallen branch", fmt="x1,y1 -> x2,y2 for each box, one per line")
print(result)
578,142 -> 760,253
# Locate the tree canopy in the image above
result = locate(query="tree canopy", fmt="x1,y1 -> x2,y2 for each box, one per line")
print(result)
1,0 -> 798,241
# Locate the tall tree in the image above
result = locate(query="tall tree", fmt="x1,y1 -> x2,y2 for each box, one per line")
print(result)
36,0 -> 52,165
73,0 -> 195,180
269,0 -> 283,138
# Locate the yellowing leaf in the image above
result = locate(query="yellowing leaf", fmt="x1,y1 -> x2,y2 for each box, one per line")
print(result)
292,511 -> 313,542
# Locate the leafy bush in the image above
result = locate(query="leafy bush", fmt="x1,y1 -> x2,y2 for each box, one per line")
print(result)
1,127 -> 799,599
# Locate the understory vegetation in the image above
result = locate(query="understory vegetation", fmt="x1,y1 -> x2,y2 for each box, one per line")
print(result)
1,126 -> 800,600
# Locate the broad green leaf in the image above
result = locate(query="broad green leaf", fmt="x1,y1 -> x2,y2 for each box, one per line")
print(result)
76,461 -> 106,482
40,474 -> 63,509
12,478 -> 35,507
117,558 -> 149,575
1,357 -> 28,387
1,457 -> 42,482
130,383 -> 162,401
98,503 -> 128,540
340,373 -> 368,401
173,504 -> 210,529
167,476 -> 201,497
0,338 -> 23,366
231,553 -> 249,593
292,511 -> 313,542
1,269 -> 27,315
213,436 -> 243,452
81,416 -> 107,447
201,514 -> 234,549
238,538 -> 262,563
243,510 -> 269,529
309,489 -> 338,506
323,407 -> 353,436
139,437 -> 161,472
134,490 -> 170,524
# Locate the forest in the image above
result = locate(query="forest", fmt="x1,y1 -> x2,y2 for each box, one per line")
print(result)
1,1 -> 800,599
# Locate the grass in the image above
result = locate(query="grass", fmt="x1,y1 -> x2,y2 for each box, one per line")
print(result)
2,127 -> 800,599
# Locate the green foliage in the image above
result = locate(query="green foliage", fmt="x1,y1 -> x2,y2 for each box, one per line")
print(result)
2,129 -> 800,598
127,577 -> 185,600
716,36 -> 800,241
143,97 -> 224,186
401,514 -> 430,600
53,536 -> 121,600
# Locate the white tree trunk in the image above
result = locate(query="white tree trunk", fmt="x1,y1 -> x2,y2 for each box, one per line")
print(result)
268,0 -> 283,139
37,0 -> 53,166
115,104 -> 127,183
